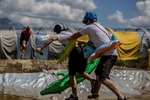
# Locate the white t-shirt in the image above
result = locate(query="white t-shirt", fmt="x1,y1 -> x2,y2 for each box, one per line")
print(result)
56,31 -> 73,45
79,22 -> 118,56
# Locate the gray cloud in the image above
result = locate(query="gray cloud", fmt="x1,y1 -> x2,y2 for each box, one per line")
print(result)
0,0 -> 96,28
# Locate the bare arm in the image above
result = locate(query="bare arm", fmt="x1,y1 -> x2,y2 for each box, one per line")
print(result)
36,35 -> 58,52
67,32 -> 82,41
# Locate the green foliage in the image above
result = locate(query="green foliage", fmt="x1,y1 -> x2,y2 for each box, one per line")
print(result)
115,59 -> 126,66
115,57 -> 148,70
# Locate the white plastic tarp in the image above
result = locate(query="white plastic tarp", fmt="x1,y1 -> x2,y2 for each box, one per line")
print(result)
0,70 -> 150,99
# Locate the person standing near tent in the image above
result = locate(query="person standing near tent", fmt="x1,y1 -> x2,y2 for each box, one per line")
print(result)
20,26 -> 32,59
36,23 -> 96,100
67,12 -> 127,100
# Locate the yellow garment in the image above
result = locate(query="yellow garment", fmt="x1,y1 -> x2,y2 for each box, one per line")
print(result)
107,28 -> 140,60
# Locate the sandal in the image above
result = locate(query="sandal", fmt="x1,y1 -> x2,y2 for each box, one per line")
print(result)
87,94 -> 99,99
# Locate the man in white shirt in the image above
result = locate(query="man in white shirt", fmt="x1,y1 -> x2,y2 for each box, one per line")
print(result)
67,12 -> 127,100
36,23 -> 96,100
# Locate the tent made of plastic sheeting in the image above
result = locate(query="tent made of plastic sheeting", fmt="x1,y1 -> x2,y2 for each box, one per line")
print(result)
0,27 -> 36,59
107,28 -> 150,60
1,27 -> 149,60
136,28 -> 150,58
0,29 -> 18,59
0,27 -> 65,60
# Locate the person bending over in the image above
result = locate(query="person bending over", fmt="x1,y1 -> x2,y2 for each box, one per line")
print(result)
20,26 -> 32,59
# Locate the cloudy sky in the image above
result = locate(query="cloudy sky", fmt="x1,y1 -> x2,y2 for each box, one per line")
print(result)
0,0 -> 150,28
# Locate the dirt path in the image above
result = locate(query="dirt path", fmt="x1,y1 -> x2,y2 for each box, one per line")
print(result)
0,59 -> 67,73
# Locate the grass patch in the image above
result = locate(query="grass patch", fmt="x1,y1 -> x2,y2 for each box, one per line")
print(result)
115,57 -> 149,70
